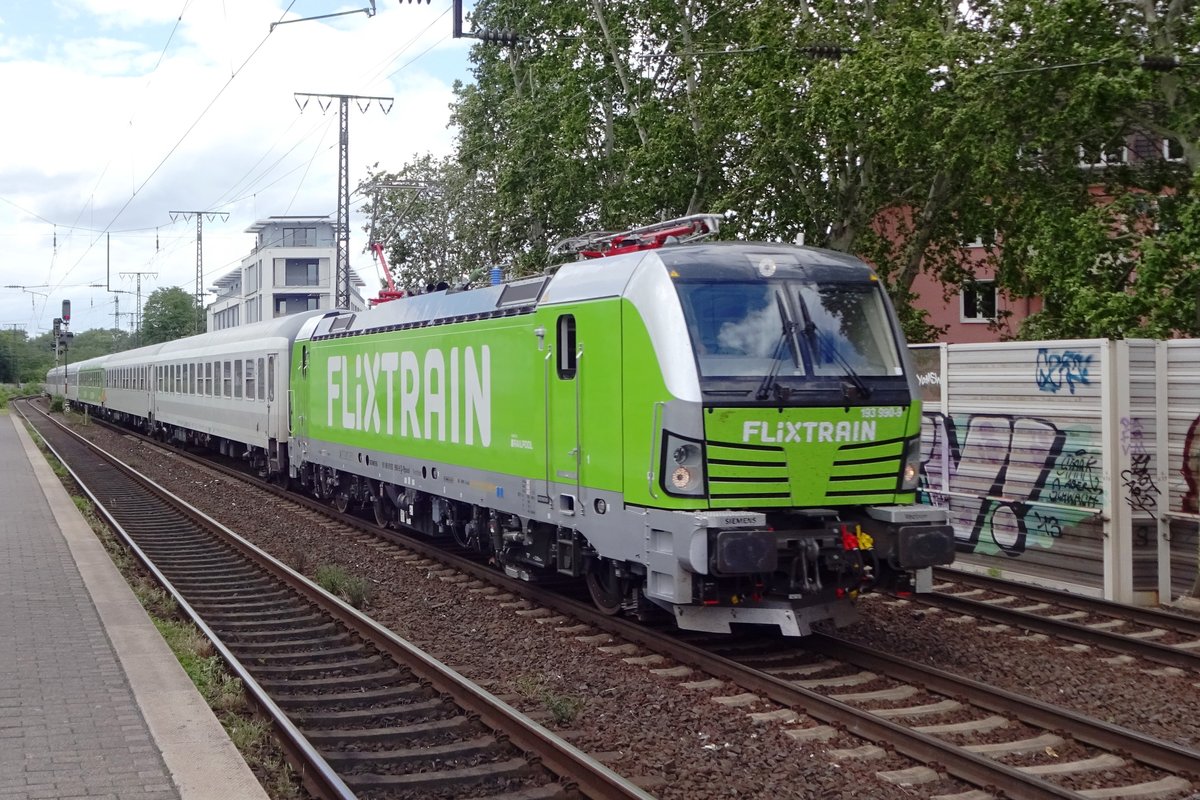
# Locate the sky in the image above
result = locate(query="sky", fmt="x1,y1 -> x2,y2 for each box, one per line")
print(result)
0,0 -> 473,336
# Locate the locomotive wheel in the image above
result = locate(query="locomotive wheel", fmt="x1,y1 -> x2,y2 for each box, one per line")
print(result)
372,495 -> 391,528
586,559 -> 626,615
333,492 -> 350,513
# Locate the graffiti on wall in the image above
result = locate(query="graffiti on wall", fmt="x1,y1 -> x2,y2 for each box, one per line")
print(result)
1046,449 -> 1103,509
1035,348 -> 1093,395
1119,416 -> 1160,518
920,412 -> 1081,557
1185,416 -> 1200,514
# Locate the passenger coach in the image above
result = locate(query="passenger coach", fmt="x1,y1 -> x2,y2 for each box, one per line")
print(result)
52,311 -> 329,479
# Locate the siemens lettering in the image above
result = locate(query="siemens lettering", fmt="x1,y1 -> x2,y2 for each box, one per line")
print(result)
326,346 -> 490,446
742,419 -> 876,444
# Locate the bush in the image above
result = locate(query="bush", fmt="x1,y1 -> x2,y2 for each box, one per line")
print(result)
50,394 -> 64,413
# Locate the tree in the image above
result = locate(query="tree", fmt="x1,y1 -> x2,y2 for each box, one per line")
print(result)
359,155 -> 506,291
377,0 -> 1200,341
140,288 -> 204,345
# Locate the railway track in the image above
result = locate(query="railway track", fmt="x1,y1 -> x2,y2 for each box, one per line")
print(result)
43,405 -> 1200,799
922,571 -> 1200,672
17,399 -> 651,800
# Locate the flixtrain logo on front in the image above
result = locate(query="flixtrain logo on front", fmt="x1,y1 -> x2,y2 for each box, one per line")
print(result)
742,420 -> 877,444
325,346 -> 491,446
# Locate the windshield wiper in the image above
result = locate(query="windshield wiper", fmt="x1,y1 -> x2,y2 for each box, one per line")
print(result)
826,341 -> 872,402
756,292 -> 799,402
794,291 -> 872,405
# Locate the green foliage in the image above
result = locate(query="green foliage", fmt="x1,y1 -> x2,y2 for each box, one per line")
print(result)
49,394 -> 64,413
367,0 -> 1200,340
513,674 -> 585,726
314,563 -> 375,609
0,327 -> 132,385
140,287 -> 204,345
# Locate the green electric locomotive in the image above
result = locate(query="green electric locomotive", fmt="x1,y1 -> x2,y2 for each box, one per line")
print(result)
288,216 -> 955,635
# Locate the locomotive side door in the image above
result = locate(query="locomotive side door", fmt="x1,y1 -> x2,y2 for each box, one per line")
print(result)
546,313 -> 581,514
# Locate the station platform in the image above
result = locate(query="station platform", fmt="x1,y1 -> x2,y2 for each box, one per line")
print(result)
0,412 -> 268,800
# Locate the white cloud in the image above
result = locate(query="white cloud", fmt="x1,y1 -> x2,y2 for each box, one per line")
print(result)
0,0 -> 468,336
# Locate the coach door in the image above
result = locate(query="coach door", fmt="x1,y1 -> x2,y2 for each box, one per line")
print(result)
546,314 -> 581,514
263,353 -> 278,441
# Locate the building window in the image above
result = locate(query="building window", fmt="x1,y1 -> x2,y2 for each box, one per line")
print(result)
961,279 -> 997,322
283,259 -> 320,286
275,295 -> 321,317
245,264 -> 257,294
1164,138 -> 1185,162
282,227 -> 315,247
1078,142 -> 1127,168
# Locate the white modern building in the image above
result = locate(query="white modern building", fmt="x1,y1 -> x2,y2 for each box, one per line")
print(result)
208,215 -> 367,331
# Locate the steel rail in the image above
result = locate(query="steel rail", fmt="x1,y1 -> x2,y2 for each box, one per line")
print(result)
808,634 -> 1200,778
935,569 -> 1200,639
19,401 -> 652,800
922,592 -> 1200,671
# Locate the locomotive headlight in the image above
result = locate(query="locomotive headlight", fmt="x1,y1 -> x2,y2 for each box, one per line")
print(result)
673,443 -> 698,465
662,432 -> 706,496
671,466 -> 692,489
899,437 -> 921,491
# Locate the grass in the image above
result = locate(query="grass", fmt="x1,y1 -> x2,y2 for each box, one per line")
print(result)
513,674 -> 586,727
314,563 -> 375,609
0,383 -> 42,410
24,423 -> 307,800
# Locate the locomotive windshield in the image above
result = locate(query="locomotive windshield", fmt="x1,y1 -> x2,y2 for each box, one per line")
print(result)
675,280 -> 903,382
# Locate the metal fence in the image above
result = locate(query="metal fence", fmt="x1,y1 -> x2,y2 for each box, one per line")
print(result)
912,339 -> 1199,606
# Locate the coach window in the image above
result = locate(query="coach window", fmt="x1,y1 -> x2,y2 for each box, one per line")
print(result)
213,361 -> 220,394
202,362 -> 210,395
556,315 -> 577,379
268,354 -> 276,401
235,360 -> 243,399
245,359 -> 256,400
189,363 -> 196,395
257,358 -> 265,400
223,361 -> 232,397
